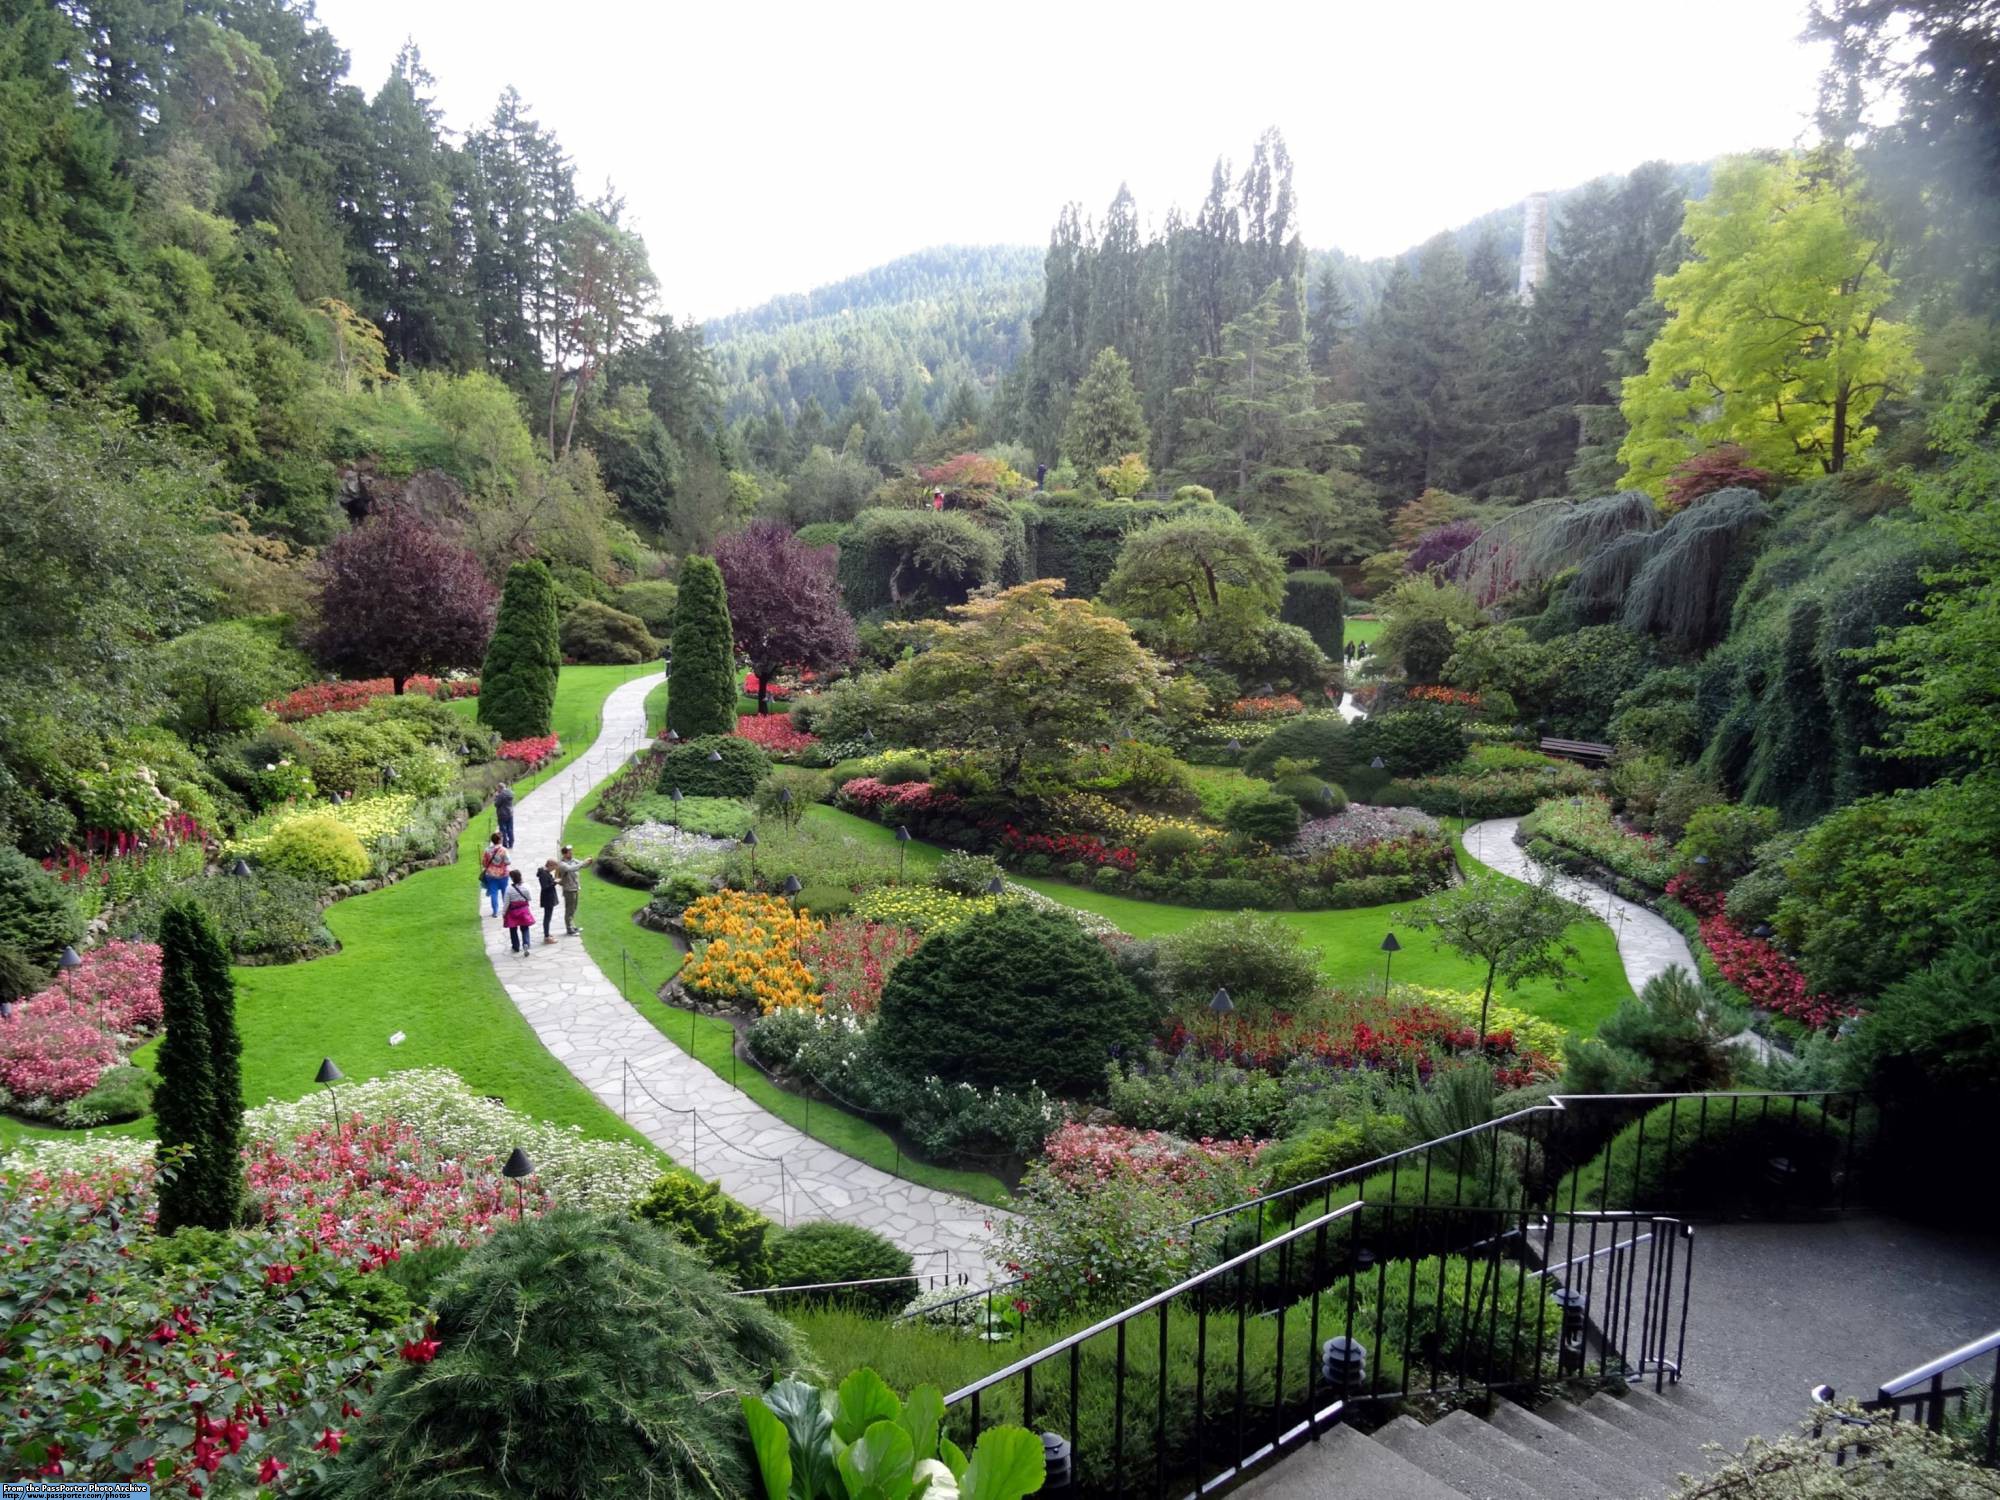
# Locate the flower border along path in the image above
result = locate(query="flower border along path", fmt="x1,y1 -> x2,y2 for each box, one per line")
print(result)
479,672 -> 1002,1281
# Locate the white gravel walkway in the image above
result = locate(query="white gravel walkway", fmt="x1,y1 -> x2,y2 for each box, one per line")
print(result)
479,672 -> 1001,1282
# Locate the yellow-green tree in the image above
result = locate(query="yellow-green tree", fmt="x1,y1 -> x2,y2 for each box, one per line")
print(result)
1618,151 -> 1919,495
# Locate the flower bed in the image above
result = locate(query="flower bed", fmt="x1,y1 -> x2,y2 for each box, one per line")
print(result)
848,885 -> 998,935
1227,694 -> 1304,720
1406,685 -> 1482,711
43,813 -> 209,921
1041,1122 -> 1266,1195
835,776 -> 959,817
1665,877 -> 1854,1032
1386,763 -> 1598,817
679,889 -> 821,1012
734,712 -> 817,756
267,675 -> 477,721
496,734 -> 560,769
1521,794 -> 1678,887
1164,998 -> 1560,1090
996,826 -> 1138,872
799,918 -> 922,1016
0,941 -> 162,1115
1292,805 -> 1441,853
742,671 -> 792,701
1392,984 -> 1568,1069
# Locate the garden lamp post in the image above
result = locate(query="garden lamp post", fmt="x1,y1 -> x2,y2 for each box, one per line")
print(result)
666,728 -> 680,744
1369,757 -> 1385,771
58,945 -> 83,971
706,748 -> 723,763
315,1057 -> 344,1133
1379,932 -> 1400,1000
986,876 -> 1006,896
1209,987 -> 1234,1020
778,785 -> 794,828
670,786 -> 684,828
502,1146 -> 535,1218
895,825 -> 911,880
229,858 -> 253,878
743,828 -> 758,881
1226,738 -> 1243,754
862,726 -> 874,745
782,874 -> 803,905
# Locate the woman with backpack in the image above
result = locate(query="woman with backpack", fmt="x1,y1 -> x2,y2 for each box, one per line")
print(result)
502,869 -> 536,957
478,831 -> 511,917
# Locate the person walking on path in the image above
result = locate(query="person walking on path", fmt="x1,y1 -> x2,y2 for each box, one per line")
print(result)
494,782 -> 516,848
537,859 -> 560,946
502,869 -> 536,956
478,831 -> 511,917
557,844 -> 588,936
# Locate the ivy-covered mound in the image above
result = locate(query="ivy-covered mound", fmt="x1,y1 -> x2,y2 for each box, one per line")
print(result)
874,903 -> 1155,1095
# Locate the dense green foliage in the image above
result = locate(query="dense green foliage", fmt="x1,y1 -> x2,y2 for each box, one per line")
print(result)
1279,570 -> 1346,658
153,901 -> 243,1233
478,561 -> 561,738
666,556 -> 738,738
657,736 -> 771,799
560,598 -> 657,664
764,1222 -> 915,1312
634,1168 -> 773,1284
876,905 -> 1154,1095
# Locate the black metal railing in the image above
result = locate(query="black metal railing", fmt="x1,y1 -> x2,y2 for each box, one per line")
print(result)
937,1200 -> 1693,1500
1815,1329 -> 2000,1468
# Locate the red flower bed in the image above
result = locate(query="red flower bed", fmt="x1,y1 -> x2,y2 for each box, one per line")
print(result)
1163,1002 -> 1557,1089
1666,876 -> 1854,1031
997,826 -> 1137,873
267,677 -> 477,722
0,941 -> 164,1107
836,777 -> 959,816
497,735 -> 560,770
742,672 -> 791,701
1227,694 -> 1304,720
1041,1123 -> 1266,1203
1407,685 -> 1482,710
799,918 -> 923,1016
735,713 -> 818,755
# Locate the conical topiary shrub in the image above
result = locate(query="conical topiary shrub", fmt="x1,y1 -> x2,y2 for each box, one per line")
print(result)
477,559 -> 561,739
666,555 -> 737,739
154,900 -> 243,1232
316,1210 -> 802,1500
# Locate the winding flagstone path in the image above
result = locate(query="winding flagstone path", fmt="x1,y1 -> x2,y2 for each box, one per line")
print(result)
478,673 -> 1001,1282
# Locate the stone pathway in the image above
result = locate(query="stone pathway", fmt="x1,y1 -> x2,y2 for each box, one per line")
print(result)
479,672 -> 1002,1283
1460,816 -> 1773,1059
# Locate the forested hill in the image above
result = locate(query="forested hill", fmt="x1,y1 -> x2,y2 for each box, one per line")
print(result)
706,246 -> 1042,427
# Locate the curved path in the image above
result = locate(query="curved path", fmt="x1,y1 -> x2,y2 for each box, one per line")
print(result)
478,673 -> 1000,1281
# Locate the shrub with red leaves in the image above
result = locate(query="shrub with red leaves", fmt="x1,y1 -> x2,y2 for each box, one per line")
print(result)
1663,445 -> 1780,513
1666,874 -> 1854,1031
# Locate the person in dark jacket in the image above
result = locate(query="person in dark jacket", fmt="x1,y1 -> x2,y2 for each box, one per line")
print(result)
494,782 -> 516,848
537,859 -> 560,945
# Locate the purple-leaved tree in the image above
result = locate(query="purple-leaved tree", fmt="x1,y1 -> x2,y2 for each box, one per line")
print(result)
310,509 -> 498,693
713,521 -> 859,713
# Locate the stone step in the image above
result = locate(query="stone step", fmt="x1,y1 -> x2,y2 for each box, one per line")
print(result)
1542,1393 -> 1680,1471
1232,1423 -> 1470,1500
1583,1392 -> 1714,1470
1373,1414 -> 1544,1500
1486,1399 -> 1659,1500
1619,1384 -> 1755,1472
1432,1408 -> 1617,1500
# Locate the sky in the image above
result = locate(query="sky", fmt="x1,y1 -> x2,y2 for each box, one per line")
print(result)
312,0 -> 1831,322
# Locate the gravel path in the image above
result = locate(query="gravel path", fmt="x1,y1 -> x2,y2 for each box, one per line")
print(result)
480,672 -> 1002,1282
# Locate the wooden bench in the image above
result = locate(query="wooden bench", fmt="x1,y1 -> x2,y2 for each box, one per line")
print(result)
1539,736 -> 1613,765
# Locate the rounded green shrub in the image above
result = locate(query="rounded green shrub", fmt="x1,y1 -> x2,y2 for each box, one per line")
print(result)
1242,715 -> 1355,780
1142,826 -> 1207,864
764,1221 -> 914,1312
1280,570 -> 1346,658
656,736 -> 770,799
1677,802 -> 1780,885
0,847 -> 83,968
1272,773 -> 1347,817
1350,706 -> 1466,777
477,559 -> 561,739
876,904 -> 1156,1095
1157,912 -> 1322,1014
116,869 -> 332,961
1226,791 -> 1303,846
60,1063 -> 155,1127
651,872 -> 713,914
560,598 -> 657,664
614,578 -> 678,636
635,1168 -> 773,1285
256,814 -> 370,885
933,848 -> 1004,896
873,755 -> 929,786
794,884 -> 854,918
1259,1116 -> 1411,1196
316,1210 -> 800,1500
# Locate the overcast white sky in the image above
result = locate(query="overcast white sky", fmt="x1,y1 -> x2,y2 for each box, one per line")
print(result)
312,0 -> 1829,321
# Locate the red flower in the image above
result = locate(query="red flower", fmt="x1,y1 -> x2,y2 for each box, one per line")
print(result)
313,1428 -> 346,1455
258,1457 -> 287,1484
399,1336 -> 441,1363
263,1263 -> 298,1286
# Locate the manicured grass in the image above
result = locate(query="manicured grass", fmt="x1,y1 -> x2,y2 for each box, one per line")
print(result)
644,681 -> 668,734
559,786 -> 1011,1207
1184,764 -> 1262,820
2,666 -> 665,1157
810,806 -> 1631,1037
1346,617 -> 1384,647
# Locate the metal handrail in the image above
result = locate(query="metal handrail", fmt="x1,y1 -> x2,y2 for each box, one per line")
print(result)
1880,1330 -> 2000,1399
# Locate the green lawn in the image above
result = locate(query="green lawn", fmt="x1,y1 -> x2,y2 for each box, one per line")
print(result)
1346,617 -> 1383,648
2,665 -> 664,1156
559,784 -> 1011,1207
804,806 -> 1632,1037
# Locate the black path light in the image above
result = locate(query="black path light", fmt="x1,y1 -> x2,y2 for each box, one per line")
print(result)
743,827 -> 759,880
781,874 -> 803,901
1379,931 -> 1401,1000
315,1057 -> 345,1133
502,1146 -> 535,1217
986,875 -> 1006,896
895,825 -> 911,880
58,945 -> 83,971
706,748 -> 723,763
1209,986 -> 1234,1018
229,857 -> 253,878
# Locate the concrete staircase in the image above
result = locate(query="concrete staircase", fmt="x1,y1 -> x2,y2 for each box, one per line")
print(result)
1237,1384 -> 1755,1500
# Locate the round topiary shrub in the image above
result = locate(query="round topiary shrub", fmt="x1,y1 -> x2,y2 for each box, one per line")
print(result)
1350,706 -> 1467,777
764,1220 -> 913,1312
1272,773 -> 1347,817
1242,715 -> 1356,780
316,1210 -> 800,1500
256,814 -> 370,885
561,598 -> 658,664
634,1168 -> 772,1285
656,736 -> 770,799
1142,826 -> 1206,864
875,904 -> 1156,1096
1157,911 -> 1323,1014
0,847 -> 83,968
1226,791 -> 1303,846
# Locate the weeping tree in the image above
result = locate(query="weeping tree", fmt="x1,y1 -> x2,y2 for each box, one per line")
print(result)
1570,488 -> 1772,650
1453,491 -> 1660,607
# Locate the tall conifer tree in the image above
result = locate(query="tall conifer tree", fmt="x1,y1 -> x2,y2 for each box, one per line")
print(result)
479,559 -> 561,738
154,902 -> 242,1232
666,555 -> 736,738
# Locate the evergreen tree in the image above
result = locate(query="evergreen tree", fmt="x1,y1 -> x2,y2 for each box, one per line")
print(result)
154,900 -> 242,1233
1307,265 -> 1353,375
666,554 -> 736,738
1062,347 -> 1150,475
478,559 -> 561,738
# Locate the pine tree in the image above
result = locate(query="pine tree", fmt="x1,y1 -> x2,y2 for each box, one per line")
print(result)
666,555 -> 736,738
1062,348 -> 1150,475
155,901 -> 242,1233
479,559 -> 561,738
